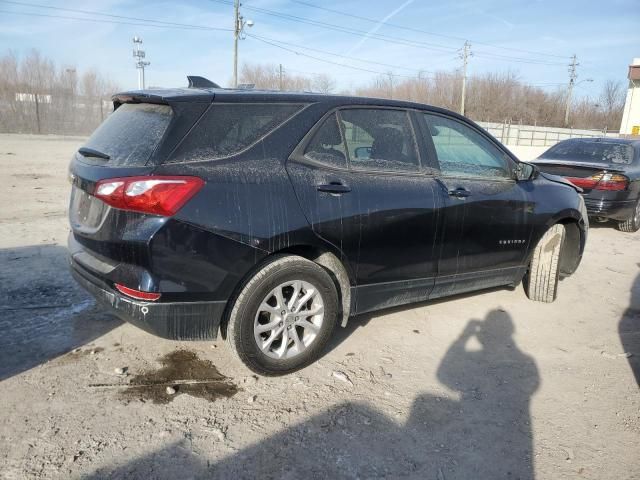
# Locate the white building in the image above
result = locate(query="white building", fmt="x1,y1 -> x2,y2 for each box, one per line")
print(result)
620,58 -> 640,136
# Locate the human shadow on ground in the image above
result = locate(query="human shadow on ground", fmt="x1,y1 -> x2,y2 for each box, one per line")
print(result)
619,266 -> 640,386
87,309 -> 540,480
0,244 -> 121,381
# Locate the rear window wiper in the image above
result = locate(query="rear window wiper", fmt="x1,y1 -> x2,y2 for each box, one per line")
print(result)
78,147 -> 110,160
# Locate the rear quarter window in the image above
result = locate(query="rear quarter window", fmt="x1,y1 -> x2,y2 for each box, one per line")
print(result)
169,103 -> 304,163
80,103 -> 172,166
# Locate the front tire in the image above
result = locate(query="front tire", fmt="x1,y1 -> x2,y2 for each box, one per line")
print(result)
617,200 -> 640,233
525,224 -> 565,303
225,255 -> 338,376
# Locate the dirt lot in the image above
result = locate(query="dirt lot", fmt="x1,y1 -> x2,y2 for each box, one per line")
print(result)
0,133 -> 638,480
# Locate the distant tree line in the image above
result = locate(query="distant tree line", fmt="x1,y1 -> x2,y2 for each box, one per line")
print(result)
242,64 -> 626,132
0,50 -> 626,135
0,50 -> 118,135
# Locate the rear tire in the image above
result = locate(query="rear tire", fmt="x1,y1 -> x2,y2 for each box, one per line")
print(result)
525,224 -> 565,303
617,200 -> 640,233
225,255 -> 338,376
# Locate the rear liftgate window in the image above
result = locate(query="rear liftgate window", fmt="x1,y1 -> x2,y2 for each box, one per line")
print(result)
540,141 -> 635,164
169,103 -> 304,162
80,103 -> 173,166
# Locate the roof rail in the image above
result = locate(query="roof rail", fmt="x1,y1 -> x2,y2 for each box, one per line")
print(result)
187,76 -> 220,89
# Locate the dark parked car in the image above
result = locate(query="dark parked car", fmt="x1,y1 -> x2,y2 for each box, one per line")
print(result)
68,82 -> 588,375
532,138 -> 640,232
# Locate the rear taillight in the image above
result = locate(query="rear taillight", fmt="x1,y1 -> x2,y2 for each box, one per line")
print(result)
115,283 -> 161,301
94,176 -> 204,216
566,173 -> 629,191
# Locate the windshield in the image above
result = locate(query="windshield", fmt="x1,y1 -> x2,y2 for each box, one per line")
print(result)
540,140 -> 634,165
80,103 -> 173,166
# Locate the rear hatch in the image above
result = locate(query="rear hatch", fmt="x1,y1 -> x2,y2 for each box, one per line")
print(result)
69,97 -> 209,271
70,102 -> 173,233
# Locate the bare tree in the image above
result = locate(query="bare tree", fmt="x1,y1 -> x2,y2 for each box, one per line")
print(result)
311,74 -> 335,94
0,49 -> 119,135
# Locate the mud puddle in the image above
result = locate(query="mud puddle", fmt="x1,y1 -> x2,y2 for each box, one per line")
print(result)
120,350 -> 239,404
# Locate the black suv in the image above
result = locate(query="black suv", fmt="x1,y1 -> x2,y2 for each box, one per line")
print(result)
68,82 -> 588,375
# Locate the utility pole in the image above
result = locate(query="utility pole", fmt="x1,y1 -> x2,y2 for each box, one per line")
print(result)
279,64 -> 284,91
564,54 -> 579,127
132,37 -> 150,89
233,0 -> 240,88
232,1 -> 254,88
460,41 -> 471,115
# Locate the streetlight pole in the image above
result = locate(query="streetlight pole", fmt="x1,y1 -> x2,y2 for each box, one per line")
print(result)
232,1 -> 253,88
133,37 -> 150,89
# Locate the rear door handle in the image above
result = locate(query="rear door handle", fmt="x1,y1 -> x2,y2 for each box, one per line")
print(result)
317,183 -> 351,194
448,187 -> 471,198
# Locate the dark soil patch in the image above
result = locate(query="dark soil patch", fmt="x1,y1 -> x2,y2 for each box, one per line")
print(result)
121,350 -> 239,405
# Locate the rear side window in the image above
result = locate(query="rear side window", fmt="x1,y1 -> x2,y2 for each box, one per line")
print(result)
170,103 -> 304,162
339,108 -> 420,173
303,113 -> 347,169
81,103 -> 172,166
540,141 -> 635,164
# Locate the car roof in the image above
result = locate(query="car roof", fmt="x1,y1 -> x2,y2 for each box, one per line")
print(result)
112,86 -> 463,118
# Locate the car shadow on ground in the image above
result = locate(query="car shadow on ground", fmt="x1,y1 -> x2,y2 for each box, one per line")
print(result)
87,309 -> 541,479
619,266 -> 640,386
0,244 -> 121,381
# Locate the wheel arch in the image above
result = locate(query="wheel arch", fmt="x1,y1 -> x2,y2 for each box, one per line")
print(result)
271,244 -> 353,327
220,243 -> 354,340
557,218 -> 583,277
525,211 -> 585,278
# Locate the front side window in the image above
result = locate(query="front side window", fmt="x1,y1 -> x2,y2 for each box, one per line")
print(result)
170,103 -> 304,162
424,114 -> 511,179
339,108 -> 420,173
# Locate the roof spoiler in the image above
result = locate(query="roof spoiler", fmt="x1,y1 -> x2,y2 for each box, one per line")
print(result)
187,76 -> 220,89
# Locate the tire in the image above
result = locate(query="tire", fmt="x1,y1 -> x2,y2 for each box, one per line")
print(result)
617,200 -> 640,233
525,224 -> 566,303
225,255 -> 338,376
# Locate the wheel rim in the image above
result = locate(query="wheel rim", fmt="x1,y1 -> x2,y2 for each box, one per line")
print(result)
634,201 -> 640,224
254,280 -> 324,359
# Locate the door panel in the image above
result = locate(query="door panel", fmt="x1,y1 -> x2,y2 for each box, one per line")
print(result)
421,113 -> 533,297
433,177 -> 532,297
287,108 -> 443,315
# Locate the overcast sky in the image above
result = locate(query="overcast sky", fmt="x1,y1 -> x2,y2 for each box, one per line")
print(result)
1,0 -> 638,98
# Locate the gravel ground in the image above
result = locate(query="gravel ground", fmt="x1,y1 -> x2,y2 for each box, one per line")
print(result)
0,133 -> 638,480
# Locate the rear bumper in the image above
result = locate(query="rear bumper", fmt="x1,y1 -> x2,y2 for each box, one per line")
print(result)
583,197 -> 637,221
70,257 -> 226,340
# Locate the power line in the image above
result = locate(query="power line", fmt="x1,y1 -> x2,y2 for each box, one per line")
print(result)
248,33 -> 435,74
289,0 -> 571,60
0,1 -> 231,31
245,33 -> 432,79
226,0 -> 569,66
210,0 -> 459,54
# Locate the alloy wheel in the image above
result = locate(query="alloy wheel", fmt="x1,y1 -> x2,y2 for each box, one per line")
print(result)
253,280 -> 325,359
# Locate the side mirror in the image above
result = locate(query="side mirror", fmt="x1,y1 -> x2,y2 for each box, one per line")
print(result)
515,162 -> 536,181
354,146 -> 371,159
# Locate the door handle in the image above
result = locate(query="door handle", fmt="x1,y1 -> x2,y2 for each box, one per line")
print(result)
448,187 -> 471,198
317,183 -> 351,194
